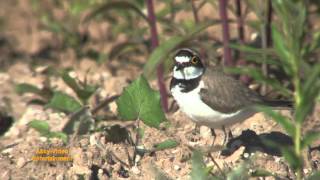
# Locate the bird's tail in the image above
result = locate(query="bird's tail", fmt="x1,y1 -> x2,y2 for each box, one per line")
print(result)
263,99 -> 293,109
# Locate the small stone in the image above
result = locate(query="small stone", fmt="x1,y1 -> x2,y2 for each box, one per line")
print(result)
90,135 -> 97,146
303,169 -> 309,174
16,157 -> 26,168
243,153 -> 249,158
39,137 -> 48,142
2,148 -> 12,154
70,165 -> 91,175
56,174 -> 64,180
174,165 -> 181,171
131,166 -> 140,175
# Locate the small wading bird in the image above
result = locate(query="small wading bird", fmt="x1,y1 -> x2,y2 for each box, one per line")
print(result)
170,48 -> 292,144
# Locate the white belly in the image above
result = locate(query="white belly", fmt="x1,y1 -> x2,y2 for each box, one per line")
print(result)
171,81 -> 256,129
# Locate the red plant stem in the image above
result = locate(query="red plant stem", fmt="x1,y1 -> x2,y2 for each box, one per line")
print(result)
235,0 -> 250,84
146,0 -> 168,112
191,0 -> 199,23
266,0 -> 273,46
218,0 -> 233,66
235,0 -> 244,44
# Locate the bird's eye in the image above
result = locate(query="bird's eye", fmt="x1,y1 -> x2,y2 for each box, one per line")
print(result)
191,56 -> 198,64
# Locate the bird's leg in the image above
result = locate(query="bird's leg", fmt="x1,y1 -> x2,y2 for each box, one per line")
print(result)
228,130 -> 233,139
222,126 -> 229,145
210,128 -> 217,146
192,124 -> 200,135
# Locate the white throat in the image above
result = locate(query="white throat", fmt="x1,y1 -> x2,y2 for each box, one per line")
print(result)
173,66 -> 204,80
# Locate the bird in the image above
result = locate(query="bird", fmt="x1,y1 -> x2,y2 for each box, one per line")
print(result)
170,48 -> 292,144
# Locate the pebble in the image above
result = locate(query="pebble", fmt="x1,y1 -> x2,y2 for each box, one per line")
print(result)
90,135 -> 97,146
56,174 -> 64,180
16,157 -> 26,168
174,165 -> 181,171
131,166 -> 140,175
243,153 -> 249,158
2,148 -> 12,154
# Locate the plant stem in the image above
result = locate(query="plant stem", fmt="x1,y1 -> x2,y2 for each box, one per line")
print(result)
261,0 -> 273,95
146,0 -> 168,112
191,0 -> 199,23
235,0 -> 250,84
218,0 -> 233,66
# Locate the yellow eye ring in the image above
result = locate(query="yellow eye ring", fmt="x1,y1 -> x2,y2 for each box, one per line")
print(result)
191,56 -> 198,64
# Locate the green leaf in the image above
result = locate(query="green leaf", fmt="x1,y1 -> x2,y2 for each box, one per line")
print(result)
271,26 -> 292,75
48,131 -> 68,143
61,69 -> 97,104
28,120 -> 50,136
190,150 -> 211,180
47,91 -> 82,113
281,147 -> 302,171
153,139 -> 179,151
84,1 -> 149,24
229,43 -> 275,55
301,131 -> 320,149
250,169 -> 274,177
116,75 -> 166,128
16,83 -> 42,95
257,106 -> 295,137
62,106 -> 94,135
143,21 -> 219,77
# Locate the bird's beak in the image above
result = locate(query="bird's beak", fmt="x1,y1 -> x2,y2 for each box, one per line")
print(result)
175,63 -> 185,71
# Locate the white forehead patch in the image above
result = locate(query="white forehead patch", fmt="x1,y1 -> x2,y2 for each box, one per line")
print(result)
175,56 -> 191,63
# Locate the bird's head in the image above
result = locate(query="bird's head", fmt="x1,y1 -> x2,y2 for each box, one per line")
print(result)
173,48 -> 205,80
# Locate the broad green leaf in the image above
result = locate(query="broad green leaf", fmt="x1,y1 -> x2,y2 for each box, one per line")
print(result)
257,106 -> 295,137
47,91 -> 82,113
190,150 -> 211,180
61,70 -> 82,94
116,75 -> 166,128
301,131 -> 320,149
28,120 -> 50,136
84,1 -> 149,24
49,131 -> 68,143
16,83 -> 42,95
281,147 -> 302,171
153,139 -> 179,151
143,22 -> 219,77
